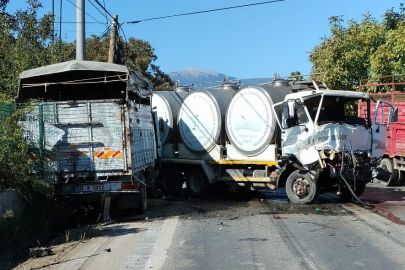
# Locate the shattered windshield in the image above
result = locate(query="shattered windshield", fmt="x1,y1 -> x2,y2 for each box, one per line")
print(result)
304,96 -> 369,126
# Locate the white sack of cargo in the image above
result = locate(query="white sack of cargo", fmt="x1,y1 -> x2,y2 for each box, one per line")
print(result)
225,82 -> 291,156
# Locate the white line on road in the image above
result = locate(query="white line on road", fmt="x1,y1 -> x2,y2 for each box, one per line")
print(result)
145,216 -> 179,270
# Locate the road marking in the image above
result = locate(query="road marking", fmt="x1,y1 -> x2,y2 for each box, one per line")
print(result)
145,216 -> 179,270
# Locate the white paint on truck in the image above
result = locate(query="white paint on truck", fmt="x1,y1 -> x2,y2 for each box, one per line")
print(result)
226,86 -> 274,155
178,91 -> 220,153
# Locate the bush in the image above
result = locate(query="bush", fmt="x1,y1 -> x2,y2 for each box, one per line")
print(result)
0,105 -> 74,252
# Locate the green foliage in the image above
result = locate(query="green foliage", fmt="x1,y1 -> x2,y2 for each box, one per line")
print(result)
309,5 -> 405,92
0,0 -> 55,98
290,71 -> 304,81
0,0 -> 173,251
0,102 -> 75,252
85,35 -> 174,90
0,0 -> 173,100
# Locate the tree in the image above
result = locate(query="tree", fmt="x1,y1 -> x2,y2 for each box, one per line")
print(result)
0,0 -> 55,98
84,35 -> 173,90
290,71 -> 304,81
309,5 -> 405,92
0,0 -> 173,99
118,37 -> 173,90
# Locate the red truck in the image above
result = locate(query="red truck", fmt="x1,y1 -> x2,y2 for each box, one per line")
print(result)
359,75 -> 405,186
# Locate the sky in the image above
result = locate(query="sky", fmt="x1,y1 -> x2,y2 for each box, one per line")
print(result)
6,0 -> 403,79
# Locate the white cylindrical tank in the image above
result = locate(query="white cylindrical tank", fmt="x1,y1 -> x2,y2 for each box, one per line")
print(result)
225,82 -> 292,156
152,89 -> 188,146
177,83 -> 238,154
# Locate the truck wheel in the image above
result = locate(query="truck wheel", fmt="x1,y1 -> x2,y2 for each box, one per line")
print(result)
136,184 -> 147,214
285,170 -> 319,204
186,167 -> 209,198
339,182 -> 366,201
379,158 -> 399,186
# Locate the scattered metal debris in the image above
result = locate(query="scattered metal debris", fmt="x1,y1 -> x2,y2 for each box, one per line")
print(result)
29,247 -> 55,258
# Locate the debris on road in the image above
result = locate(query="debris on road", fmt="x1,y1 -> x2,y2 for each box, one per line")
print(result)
29,247 -> 55,258
273,215 -> 288,219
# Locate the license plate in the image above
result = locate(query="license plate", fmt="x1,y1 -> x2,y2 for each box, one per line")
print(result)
63,184 -> 104,193
59,182 -> 123,194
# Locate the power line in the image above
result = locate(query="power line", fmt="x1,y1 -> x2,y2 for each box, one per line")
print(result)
92,0 -> 114,20
66,0 -> 105,25
87,0 -> 109,24
57,21 -> 105,24
125,0 -> 286,24
118,23 -> 129,64
97,25 -> 111,39
102,0 -> 109,24
63,30 -> 107,33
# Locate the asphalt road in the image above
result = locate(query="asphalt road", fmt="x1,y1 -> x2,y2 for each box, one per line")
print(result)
14,187 -> 405,270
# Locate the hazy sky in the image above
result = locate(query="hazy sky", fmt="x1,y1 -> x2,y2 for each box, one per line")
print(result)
7,0 -> 403,79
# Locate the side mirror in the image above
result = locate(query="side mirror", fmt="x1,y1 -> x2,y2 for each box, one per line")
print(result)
285,118 -> 297,128
389,107 -> 398,124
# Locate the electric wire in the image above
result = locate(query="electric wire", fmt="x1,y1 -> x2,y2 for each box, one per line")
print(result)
125,0 -> 286,24
87,0 -> 110,25
57,21 -> 106,24
102,0 -> 109,24
339,124 -> 374,208
118,24 -> 129,64
64,24 -> 111,60
92,0 -> 114,20
66,0 -> 105,25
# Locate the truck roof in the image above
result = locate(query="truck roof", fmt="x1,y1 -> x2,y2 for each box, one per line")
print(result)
286,89 -> 370,100
19,60 -> 129,79
16,60 -> 131,101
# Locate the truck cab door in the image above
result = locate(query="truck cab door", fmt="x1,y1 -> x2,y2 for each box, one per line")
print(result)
271,99 -> 313,161
371,100 -> 397,158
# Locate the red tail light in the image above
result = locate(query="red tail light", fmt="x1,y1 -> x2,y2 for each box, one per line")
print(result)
121,182 -> 138,190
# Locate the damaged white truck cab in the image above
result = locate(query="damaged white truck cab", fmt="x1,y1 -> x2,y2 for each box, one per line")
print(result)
272,89 -> 395,204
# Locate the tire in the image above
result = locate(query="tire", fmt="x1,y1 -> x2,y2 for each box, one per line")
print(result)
285,170 -> 319,204
186,167 -> 210,198
339,182 -> 366,201
379,158 -> 399,186
136,184 -> 147,214
160,167 -> 183,196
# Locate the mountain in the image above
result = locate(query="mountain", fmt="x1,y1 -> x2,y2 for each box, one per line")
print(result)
168,67 -> 273,88
168,67 -> 237,88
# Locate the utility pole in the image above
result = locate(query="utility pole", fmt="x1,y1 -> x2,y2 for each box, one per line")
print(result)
108,15 -> 118,63
52,0 -> 54,43
59,0 -> 62,52
76,0 -> 86,60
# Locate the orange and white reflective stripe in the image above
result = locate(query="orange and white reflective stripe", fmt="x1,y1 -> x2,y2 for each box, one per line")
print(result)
93,150 -> 123,159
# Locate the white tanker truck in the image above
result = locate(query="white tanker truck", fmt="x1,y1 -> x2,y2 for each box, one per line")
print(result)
153,77 -> 392,204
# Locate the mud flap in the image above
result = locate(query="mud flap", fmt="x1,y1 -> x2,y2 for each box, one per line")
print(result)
103,193 -> 111,222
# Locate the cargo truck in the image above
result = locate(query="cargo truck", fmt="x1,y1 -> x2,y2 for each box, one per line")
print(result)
359,75 -> 405,186
16,60 -> 161,220
155,76 -> 391,204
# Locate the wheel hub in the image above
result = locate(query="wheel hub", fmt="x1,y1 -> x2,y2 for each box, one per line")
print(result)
190,175 -> 203,192
293,178 -> 309,197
